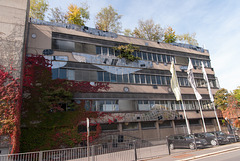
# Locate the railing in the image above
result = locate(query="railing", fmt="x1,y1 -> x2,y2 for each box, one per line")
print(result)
0,139 -> 169,161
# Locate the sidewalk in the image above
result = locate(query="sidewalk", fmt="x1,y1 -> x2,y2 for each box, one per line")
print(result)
139,142 -> 240,161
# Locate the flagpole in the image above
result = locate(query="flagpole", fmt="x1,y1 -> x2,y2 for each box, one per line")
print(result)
201,62 -> 221,131
181,100 -> 191,134
212,102 -> 222,131
198,100 -> 207,132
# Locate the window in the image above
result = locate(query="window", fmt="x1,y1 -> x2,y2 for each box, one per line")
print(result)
156,76 -> 161,85
141,122 -> 156,129
123,74 -> 129,83
67,70 -> 75,80
111,73 -> 116,82
52,68 -> 58,79
78,125 -> 97,133
157,54 -> 162,62
161,76 -> 166,85
147,53 -> 152,61
146,75 -> 151,84
159,121 -> 172,128
129,74 -> 134,83
175,120 -> 186,127
117,74 -> 123,83
101,124 -> 118,131
52,39 -> 75,52
59,69 -> 67,79
104,72 -> 110,82
122,122 -> 138,130
166,76 -> 170,85
152,53 -> 157,62
142,52 -> 147,60
137,51 -> 142,59
109,48 -> 114,55
97,71 -> 104,82
96,46 -> 101,54
151,75 -> 156,84
162,55 -> 166,63
140,75 -> 146,84
135,74 -> 140,84
189,119 -> 200,125
102,47 -> 108,55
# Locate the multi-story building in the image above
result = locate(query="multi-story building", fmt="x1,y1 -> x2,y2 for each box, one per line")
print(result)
27,19 -> 225,143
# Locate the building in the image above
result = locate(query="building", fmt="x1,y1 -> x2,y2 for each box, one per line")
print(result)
26,19 -> 226,144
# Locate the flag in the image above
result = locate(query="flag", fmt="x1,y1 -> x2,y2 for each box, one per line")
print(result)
202,62 -> 214,102
170,60 -> 182,101
187,58 -> 202,101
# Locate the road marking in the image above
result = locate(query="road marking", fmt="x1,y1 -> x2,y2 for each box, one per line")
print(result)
177,146 -> 240,161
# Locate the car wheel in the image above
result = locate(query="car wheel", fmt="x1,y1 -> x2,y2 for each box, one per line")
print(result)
189,143 -> 195,150
169,143 -> 174,150
211,140 -> 217,146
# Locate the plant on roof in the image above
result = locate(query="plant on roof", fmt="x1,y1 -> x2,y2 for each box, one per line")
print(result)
113,44 -> 141,62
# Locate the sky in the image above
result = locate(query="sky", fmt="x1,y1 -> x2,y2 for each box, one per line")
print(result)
47,0 -> 240,91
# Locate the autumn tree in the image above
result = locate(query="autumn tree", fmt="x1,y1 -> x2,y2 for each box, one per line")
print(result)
214,88 -> 231,111
131,19 -> 164,41
233,86 -> 240,102
66,4 -> 89,26
48,7 -> 67,23
177,32 -> 199,46
163,26 -> 177,43
95,5 -> 122,33
113,44 -> 140,62
30,0 -> 49,20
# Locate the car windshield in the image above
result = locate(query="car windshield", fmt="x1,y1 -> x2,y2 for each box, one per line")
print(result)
205,133 -> 215,137
186,135 -> 193,139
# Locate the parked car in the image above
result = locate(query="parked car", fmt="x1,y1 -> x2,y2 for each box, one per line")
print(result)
167,134 -> 208,150
212,131 -> 240,143
194,132 -> 229,146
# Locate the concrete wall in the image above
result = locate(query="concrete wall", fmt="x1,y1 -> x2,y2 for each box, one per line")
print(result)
119,100 -> 136,111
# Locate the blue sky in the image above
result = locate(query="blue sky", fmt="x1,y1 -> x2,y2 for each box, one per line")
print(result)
47,0 -> 240,91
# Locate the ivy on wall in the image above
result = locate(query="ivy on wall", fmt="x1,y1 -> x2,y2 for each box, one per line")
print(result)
20,54 -> 110,152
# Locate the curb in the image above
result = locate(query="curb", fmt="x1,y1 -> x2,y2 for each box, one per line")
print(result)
177,146 -> 240,161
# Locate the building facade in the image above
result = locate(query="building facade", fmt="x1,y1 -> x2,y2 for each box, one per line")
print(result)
26,19 -> 225,143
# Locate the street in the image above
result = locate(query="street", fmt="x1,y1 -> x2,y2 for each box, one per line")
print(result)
140,142 -> 240,161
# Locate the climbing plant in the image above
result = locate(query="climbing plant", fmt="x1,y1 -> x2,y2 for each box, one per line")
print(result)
113,44 -> 141,62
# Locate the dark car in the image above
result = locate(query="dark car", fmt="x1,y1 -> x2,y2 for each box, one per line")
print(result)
212,131 -> 240,143
194,132 -> 229,146
167,134 -> 208,150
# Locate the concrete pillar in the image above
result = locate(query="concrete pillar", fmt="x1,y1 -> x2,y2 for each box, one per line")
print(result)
156,121 -> 160,139
172,120 -> 176,134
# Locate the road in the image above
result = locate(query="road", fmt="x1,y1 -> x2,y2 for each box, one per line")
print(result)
192,148 -> 240,161
141,142 -> 240,161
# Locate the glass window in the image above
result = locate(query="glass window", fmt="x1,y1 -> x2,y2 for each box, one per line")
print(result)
141,122 -> 156,129
122,122 -> 138,130
147,53 -> 152,61
137,51 -> 142,59
111,73 -> 116,82
135,74 -> 140,84
109,48 -> 114,55
142,52 -> 147,60
115,50 -> 120,56
97,100 -> 104,111
123,74 -> 129,83
52,39 -> 75,52
96,46 -> 101,55
117,74 -> 122,83
152,53 -> 157,62
192,59 -> 196,66
52,68 -> 58,79
151,75 -> 156,84
156,75 -> 161,85
132,51 -> 137,57
161,76 -> 166,85
140,75 -> 146,84
104,72 -> 110,82
129,74 -> 134,83
67,69 -> 75,80
59,68 -> 67,79
146,75 -> 151,84
97,71 -> 104,82
166,76 -> 171,85
159,121 -> 172,128
157,54 -> 162,62
166,55 -> 171,63
102,47 -> 108,55
162,55 -> 166,63
101,124 -> 118,131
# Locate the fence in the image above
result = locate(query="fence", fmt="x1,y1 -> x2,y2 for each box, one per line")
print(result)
0,139 -> 170,161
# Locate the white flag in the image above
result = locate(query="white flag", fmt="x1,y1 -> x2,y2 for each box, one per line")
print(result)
187,58 -> 202,101
170,60 -> 182,101
202,62 -> 214,102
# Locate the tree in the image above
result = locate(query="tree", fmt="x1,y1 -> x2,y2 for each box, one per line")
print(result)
113,44 -> 140,62
123,28 -> 132,36
131,19 -> 164,41
214,88 -> 231,111
30,0 -> 49,20
177,32 -> 199,46
66,4 -> 89,26
48,7 -> 67,23
233,86 -> 240,102
163,26 -> 177,43
95,5 -> 122,33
